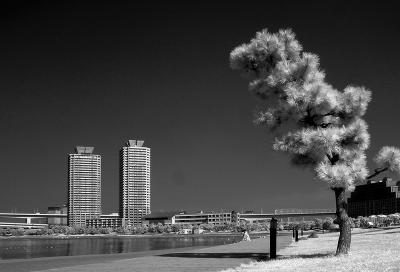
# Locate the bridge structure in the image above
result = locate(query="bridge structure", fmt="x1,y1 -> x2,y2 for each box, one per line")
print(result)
237,209 -> 336,224
0,222 -> 49,229
273,208 -> 336,215
0,212 -> 67,228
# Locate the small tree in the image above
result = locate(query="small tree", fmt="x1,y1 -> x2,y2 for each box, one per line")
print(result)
200,223 -> 215,232
388,214 -> 400,225
11,228 -> 25,236
171,224 -> 181,233
313,218 -> 323,230
148,223 -> 157,233
99,228 -> 110,234
115,226 -> 128,235
141,225 -> 149,234
322,217 -> 334,230
230,29 -> 375,255
165,224 -> 173,233
156,223 -> 166,234
0,228 -> 8,236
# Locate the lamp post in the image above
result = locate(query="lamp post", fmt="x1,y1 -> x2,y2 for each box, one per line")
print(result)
270,217 -> 278,259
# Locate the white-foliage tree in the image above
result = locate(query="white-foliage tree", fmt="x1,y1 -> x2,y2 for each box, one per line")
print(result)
369,146 -> 400,179
230,29 -> 374,255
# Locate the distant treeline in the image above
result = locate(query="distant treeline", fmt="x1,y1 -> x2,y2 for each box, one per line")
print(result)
284,214 -> 400,230
0,219 -> 327,237
0,222 -> 267,237
1,215 -> 397,237
352,214 -> 400,228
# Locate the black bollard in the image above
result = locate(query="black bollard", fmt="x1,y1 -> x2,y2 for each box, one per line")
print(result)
295,229 -> 299,242
292,228 -> 295,238
270,218 -> 277,259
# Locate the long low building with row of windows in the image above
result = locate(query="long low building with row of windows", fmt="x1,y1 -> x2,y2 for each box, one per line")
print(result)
40,206 -> 336,228
142,210 -> 336,225
143,211 -> 233,225
86,213 -> 122,228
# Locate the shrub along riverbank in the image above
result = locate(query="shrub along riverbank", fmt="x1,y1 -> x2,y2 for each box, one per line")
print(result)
0,222 -> 269,237
0,218 -> 335,237
2,214 -> 396,237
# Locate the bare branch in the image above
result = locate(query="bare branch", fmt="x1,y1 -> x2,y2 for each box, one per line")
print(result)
326,153 -> 340,165
366,166 -> 389,180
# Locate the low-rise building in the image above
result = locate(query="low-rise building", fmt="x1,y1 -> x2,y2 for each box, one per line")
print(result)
143,211 -> 232,225
47,205 -> 68,225
143,211 -> 180,225
143,209 -> 335,226
234,212 -> 271,224
86,213 -> 122,228
173,211 -> 232,225
348,177 -> 400,217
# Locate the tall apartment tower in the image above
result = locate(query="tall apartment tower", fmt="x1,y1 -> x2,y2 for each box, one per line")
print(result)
68,146 -> 102,226
120,140 -> 151,226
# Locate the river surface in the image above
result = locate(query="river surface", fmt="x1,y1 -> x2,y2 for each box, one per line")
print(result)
0,234 -> 251,260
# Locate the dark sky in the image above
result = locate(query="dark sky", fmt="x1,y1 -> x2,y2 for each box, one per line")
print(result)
1,1 -> 399,214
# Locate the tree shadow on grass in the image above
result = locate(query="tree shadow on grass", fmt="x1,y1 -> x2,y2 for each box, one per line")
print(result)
158,252 -> 270,261
364,230 -> 400,235
158,252 -> 333,262
279,253 -> 333,259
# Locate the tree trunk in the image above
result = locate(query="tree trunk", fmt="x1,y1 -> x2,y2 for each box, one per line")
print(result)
334,187 -> 351,255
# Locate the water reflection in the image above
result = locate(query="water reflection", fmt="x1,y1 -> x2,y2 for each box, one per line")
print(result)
0,235 -> 244,260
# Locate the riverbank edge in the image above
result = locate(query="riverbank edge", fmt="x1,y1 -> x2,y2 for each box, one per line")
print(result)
0,236 -> 293,272
0,231 -> 276,240
0,243 -> 217,264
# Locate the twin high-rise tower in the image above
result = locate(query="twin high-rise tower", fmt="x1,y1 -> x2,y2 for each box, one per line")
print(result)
67,140 -> 151,227
68,146 -> 101,226
120,140 -> 151,226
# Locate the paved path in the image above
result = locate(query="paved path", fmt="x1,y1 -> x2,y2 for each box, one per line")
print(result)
0,236 -> 292,272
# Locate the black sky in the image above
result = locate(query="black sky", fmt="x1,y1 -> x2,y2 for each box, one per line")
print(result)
1,1 -> 399,214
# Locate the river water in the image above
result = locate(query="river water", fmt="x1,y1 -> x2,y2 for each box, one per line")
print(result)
0,235 -> 249,260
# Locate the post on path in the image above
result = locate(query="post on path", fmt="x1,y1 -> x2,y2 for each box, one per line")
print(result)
292,227 -> 295,238
295,228 -> 299,242
270,217 -> 277,259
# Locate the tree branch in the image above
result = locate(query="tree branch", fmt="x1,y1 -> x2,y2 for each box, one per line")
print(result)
300,108 -> 335,128
366,166 -> 389,180
326,153 -> 339,165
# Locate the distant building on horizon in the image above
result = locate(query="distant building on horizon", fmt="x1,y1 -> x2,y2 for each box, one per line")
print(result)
143,210 -> 335,226
47,205 -> 67,225
86,212 -> 122,228
120,140 -> 151,226
143,211 -> 232,225
68,146 -> 102,226
348,177 -> 400,217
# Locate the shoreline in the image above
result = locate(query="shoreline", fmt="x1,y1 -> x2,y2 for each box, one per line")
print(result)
0,243 -> 216,263
0,236 -> 292,272
0,231 -> 272,240
0,244 -> 219,272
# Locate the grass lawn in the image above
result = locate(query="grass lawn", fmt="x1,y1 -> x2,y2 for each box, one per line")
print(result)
222,228 -> 400,272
